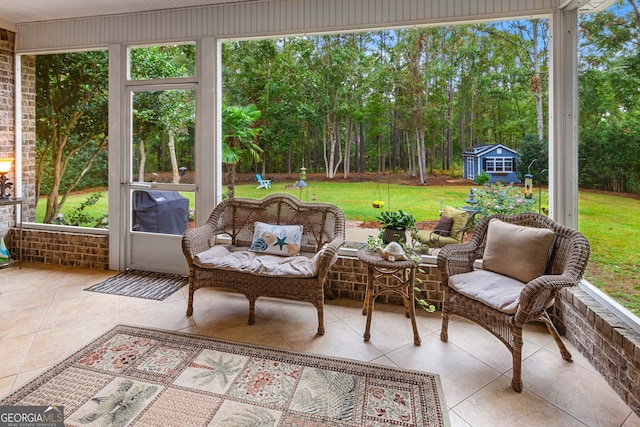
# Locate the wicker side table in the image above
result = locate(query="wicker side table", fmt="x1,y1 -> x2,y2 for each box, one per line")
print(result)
357,247 -> 421,346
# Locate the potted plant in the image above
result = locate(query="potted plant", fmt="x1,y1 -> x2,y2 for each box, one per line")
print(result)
376,209 -> 417,244
371,200 -> 385,209
366,221 -> 435,314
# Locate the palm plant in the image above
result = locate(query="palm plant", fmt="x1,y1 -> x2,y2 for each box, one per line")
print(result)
222,104 -> 263,198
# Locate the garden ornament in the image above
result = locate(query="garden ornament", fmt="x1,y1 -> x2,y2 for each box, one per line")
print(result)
375,241 -> 408,262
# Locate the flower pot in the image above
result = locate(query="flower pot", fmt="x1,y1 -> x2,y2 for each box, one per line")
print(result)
382,228 -> 406,245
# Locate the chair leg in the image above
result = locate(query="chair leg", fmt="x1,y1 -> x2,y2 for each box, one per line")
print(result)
512,325 -> 524,392
247,296 -> 256,325
317,304 -> 325,336
324,283 -> 335,300
541,312 -> 573,360
440,309 -> 449,342
440,287 -> 450,342
186,280 -> 195,316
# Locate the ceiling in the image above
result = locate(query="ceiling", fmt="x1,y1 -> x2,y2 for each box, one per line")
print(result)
0,0 -> 258,30
0,0 -> 619,31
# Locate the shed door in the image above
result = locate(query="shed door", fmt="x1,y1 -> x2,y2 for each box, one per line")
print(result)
466,158 -> 475,180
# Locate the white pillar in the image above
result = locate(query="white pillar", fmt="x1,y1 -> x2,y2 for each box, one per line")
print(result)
549,7 -> 579,228
108,44 -> 123,270
196,37 -> 219,226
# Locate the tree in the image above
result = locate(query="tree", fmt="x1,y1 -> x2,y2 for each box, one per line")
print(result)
129,45 -> 196,182
222,104 -> 263,198
217,20 -> 567,186
577,0 -> 640,194
35,50 -> 109,223
517,134 -> 548,184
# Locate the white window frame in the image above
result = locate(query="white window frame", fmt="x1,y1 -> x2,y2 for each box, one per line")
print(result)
485,157 -> 514,173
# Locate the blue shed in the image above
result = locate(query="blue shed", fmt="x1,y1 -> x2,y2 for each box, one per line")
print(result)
463,144 -> 520,184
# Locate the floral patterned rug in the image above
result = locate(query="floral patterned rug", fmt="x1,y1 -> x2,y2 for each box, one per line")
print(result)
1,325 -> 449,426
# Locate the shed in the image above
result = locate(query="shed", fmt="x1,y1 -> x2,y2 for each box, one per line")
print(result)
463,144 -> 520,184
132,190 -> 189,235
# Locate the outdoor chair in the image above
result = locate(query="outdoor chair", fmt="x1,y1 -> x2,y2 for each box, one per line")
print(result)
412,205 -> 474,249
437,213 -> 590,392
256,174 -> 271,189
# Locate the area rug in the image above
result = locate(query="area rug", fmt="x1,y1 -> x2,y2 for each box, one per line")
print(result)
1,325 -> 450,426
84,270 -> 188,300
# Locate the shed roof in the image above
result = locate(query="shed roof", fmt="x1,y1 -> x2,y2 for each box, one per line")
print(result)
463,144 -> 519,158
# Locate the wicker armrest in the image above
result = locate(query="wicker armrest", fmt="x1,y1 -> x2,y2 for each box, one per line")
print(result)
437,242 -> 480,277
514,273 -> 582,325
316,237 -> 345,272
182,224 -> 216,260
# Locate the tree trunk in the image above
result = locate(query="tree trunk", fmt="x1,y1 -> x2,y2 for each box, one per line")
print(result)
161,135 -> 166,172
168,131 -> 180,184
344,119 -> 352,178
405,131 -> 413,176
359,122 -> 366,173
630,0 -> 640,27
459,81 -> 466,154
469,80 -> 476,147
227,163 -> 236,198
447,79 -> 454,170
532,20 -> 544,141
325,115 -> 339,178
416,130 -> 427,185
139,139 -> 146,182
333,121 -> 343,177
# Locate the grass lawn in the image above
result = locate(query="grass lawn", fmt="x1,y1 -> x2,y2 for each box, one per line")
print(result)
235,181 -> 471,222
36,181 -> 640,315
577,191 -> 640,314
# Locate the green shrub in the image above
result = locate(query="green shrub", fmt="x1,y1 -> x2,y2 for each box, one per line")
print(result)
53,193 -> 108,228
475,170 -> 491,185
472,182 -> 537,221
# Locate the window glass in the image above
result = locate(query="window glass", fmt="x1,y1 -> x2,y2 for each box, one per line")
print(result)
129,43 -> 196,80
34,50 -> 109,228
131,89 -> 196,184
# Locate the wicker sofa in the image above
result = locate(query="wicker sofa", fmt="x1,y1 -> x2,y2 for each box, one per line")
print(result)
182,193 -> 345,335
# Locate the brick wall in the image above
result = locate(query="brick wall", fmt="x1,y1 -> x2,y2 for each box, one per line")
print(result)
0,29 -> 16,236
8,227 -> 108,270
328,255 -> 444,308
559,287 -> 640,416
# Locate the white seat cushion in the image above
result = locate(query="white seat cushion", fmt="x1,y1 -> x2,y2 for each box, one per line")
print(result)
194,245 -> 321,278
449,269 -> 526,314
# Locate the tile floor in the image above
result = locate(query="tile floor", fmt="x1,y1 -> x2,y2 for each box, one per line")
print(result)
0,263 -> 637,426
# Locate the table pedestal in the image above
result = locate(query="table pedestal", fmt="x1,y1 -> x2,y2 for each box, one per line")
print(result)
358,248 -> 421,346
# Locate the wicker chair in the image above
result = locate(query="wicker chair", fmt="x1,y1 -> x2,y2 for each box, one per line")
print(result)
437,213 -> 590,392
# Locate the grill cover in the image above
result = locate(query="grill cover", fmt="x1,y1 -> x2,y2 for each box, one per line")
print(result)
132,190 -> 189,235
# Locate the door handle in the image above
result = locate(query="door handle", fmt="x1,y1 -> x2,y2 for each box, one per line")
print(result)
125,183 -> 156,189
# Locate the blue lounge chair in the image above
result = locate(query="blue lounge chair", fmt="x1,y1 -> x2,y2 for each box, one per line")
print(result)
256,174 -> 271,189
